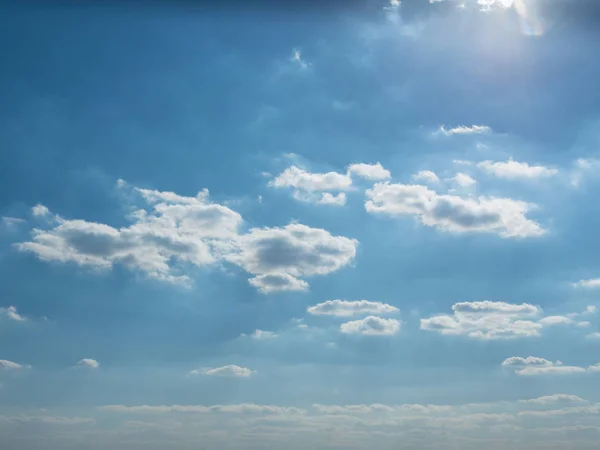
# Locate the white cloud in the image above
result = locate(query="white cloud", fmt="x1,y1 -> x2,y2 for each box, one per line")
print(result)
17,184 -> 357,293
244,330 -> 278,340
2,217 -> 26,229
291,49 -> 311,70
477,158 -> 558,179
502,357 -> 597,376
450,173 -> 477,187
347,163 -> 391,181
248,273 -> 309,294
439,125 -> 491,136
0,306 -> 25,322
365,183 -> 544,238
0,360 -> 28,370
31,204 -> 50,217
340,316 -> 401,335
411,170 -> 440,184
574,278 -> 600,288
519,394 -> 587,405
307,300 -> 399,317
192,365 -> 255,378
318,192 -> 346,206
226,223 -> 358,291
570,158 -> 600,187
271,166 -> 352,192
421,301 -> 545,339
76,358 -> 99,369
99,404 -> 304,415
587,332 -> 600,339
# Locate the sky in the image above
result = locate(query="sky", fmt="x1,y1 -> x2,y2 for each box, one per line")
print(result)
2,0 -> 600,448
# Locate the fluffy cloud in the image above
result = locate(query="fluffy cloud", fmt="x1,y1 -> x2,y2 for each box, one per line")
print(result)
340,316 -> 401,335
366,182 -> 544,238
574,278 -> 600,288
450,173 -> 477,187
307,300 -> 399,317
318,192 -> 346,206
420,301 -> 580,340
477,158 -> 558,179
347,163 -> 391,180
16,183 -> 358,293
76,358 -> 99,369
412,170 -> 440,184
226,223 -> 358,289
191,365 -> 255,378
248,273 -> 309,294
0,306 -> 25,322
270,166 -> 352,193
0,359 -> 28,370
439,125 -> 491,135
502,357 -> 599,376
31,204 -> 50,217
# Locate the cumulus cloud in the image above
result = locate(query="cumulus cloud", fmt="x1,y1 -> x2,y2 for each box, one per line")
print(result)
438,125 -> 491,136
347,163 -> 391,181
573,278 -> 600,288
191,365 -> 255,378
318,192 -> 346,206
412,170 -> 440,184
0,306 -> 25,322
340,316 -> 401,335
420,301 -> 567,340
0,360 -> 29,370
243,330 -> 278,340
76,359 -> 99,369
225,223 -> 358,292
31,204 -> 50,217
519,394 -> 587,405
477,158 -> 558,179
307,300 -> 399,317
502,357 -> 599,376
270,166 -> 352,193
16,183 -> 358,293
450,173 -> 477,187
248,273 -> 309,294
365,183 -> 544,238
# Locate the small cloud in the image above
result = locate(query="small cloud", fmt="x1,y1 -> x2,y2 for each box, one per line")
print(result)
449,173 -> 477,187
501,356 -> 594,376
412,170 -> 440,184
191,365 -> 255,378
477,158 -> 558,179
340,316 -> 401,336
347,163 -> 391,181
587,332 -> 600,339
257,195 -> 263,204
248,273 -> 309,294
243,330 -> 278,340
573,279 -> 600,288
0,359 -> 30,370
2,217 -> 26,229
0,306 -> 26,322
308,300 -> 399,317
438,125 -> 492,136
31,204 -> 50,217
291,49 -> 311,70
319,192 -> 346,206
519,394 -> 586,405
76,359 -> 99,369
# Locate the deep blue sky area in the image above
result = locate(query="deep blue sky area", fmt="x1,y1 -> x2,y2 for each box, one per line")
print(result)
2,1 -> 600,449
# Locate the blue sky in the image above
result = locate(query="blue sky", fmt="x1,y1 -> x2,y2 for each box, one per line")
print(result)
2,0 -> 600,448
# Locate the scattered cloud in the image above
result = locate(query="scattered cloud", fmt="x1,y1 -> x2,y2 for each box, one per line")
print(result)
248,273 -> 309,294
365,182 -> 544,238
450,172 -> 477,187
318,192 -> 346,206
271,166 -> 352,193
307,300 -> 399,317
291,48 -> 311,70
191,365 -> 255,378
0,306 -> 25,322
243,330 -> 278,340
347,163 -> 391,181
477,158 -> 558,179
573,278 -> 600,288
411,170 -> 440,184
31,204 -> 50,217
2,217 -> 26,230
502,357 -> 599,376
438,125 -> 491,136
16,183 -> 358,293
519,394 -> 587,405
76,358 -> 100,369
421,301 -> 588,340
0,360 -> 29,371
340,316 -> 401,335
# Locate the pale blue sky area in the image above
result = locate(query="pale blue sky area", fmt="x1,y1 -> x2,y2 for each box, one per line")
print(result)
2,1 -> 600,449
